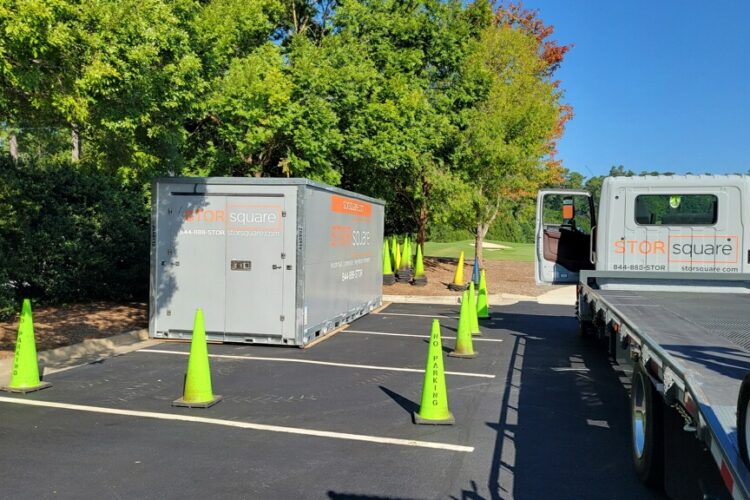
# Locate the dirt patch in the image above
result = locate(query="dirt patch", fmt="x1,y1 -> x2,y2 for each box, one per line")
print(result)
384,257 -> 560,297
0,302 -> 147,358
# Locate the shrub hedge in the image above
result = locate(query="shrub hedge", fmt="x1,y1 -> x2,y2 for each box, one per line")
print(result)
0,156 -> 149,318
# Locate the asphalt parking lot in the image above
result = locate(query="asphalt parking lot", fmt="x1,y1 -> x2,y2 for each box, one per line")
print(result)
0,301 -> 664,499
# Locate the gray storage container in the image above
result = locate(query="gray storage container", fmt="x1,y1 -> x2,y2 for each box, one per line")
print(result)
150,177 -> 384,347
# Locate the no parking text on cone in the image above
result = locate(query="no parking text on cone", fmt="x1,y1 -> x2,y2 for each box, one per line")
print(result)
2,299 -> 51,393
414,319 -> 454,425
173,308 -> 222,408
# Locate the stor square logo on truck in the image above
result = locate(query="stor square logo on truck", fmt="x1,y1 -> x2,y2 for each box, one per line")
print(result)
613,235 -> 739,263
667,235 -> 739,264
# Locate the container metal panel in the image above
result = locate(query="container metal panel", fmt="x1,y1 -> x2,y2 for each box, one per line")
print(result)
224,192 -> 289,340
300,187 -> 384,341
152,191 -> 227,337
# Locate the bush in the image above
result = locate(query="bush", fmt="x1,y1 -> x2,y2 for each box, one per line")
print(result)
0,156 -> 149,314
0,268 -> 15,319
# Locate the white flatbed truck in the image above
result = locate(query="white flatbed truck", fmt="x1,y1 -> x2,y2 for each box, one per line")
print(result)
536,175 -> 750,499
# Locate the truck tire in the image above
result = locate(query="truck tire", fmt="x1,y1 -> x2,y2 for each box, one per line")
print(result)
578,320 -> 594,338
736,373 -> 750,466
631,364 -> 664,487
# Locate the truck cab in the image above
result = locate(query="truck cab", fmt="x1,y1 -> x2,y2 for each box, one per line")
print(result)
535,175 -> 750,499
536,175 -> 750,285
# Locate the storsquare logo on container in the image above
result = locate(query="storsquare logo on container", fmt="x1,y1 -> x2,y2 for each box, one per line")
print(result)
182,205 -> 282,230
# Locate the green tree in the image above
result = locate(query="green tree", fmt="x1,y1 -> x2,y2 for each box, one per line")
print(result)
454,20 -> 564,265
332,0 -> 490,245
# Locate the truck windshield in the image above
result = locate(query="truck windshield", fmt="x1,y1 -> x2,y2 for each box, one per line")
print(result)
634,194 -> 718,225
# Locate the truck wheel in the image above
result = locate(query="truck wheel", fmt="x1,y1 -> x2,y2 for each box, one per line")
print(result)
631,364 -> 664,487
578,320 -> 594,338
736,373 -> 750,466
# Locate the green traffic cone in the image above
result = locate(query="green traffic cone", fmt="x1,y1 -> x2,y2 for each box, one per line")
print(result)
173,309 -> 222,408
383,240 -> 396,285
448,251 -> 466,291
449,291 -> 476,358
383,240 -> 394,274
406,237 -> 413,268
413,244 -> 427,286
390,236 -> 398,271
415,245 -> 425,277
477,269 -> 490,319
400,238 -> 410,271
394,242 -> 402,271
468,281 -> 481,336
2,299 -> 51,393
414,319 -> 454,425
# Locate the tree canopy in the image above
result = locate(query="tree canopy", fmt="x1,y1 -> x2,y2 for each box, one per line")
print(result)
0,0 -> 575,312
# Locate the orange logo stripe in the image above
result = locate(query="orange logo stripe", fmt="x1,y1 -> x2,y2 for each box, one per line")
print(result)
331,195 -> 372,217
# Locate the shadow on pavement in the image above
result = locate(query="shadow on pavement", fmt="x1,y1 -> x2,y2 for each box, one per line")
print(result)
379,385 -> 419,416
480,308 -> 665,500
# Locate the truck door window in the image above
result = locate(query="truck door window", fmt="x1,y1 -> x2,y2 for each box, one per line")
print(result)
544,195 -> 592,234
634,194 -> 717,225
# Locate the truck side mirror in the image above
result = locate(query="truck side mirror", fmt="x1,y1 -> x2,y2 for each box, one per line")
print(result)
562,198 -> 574,224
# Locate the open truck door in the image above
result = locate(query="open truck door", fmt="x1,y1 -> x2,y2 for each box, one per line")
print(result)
535,190 -> 596,284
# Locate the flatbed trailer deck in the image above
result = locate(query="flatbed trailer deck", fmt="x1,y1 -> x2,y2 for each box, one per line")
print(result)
579,271 -> 750,499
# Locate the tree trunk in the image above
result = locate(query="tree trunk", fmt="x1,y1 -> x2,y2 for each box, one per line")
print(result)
417,203 -> 428,250
474,222 -> 490,269
71,124 -> 80,162
473,192 -> 504,270
415,169 -> 431,250
9,132 -> 18,160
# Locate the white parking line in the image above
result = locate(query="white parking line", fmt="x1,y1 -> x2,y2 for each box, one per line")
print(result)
139,349 -> 495,379
0,396 -> 473,453
373,312 -> 459,319
347,330 -> 504,343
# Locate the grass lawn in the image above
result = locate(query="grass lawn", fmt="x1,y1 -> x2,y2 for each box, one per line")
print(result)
423,239 -> 534,262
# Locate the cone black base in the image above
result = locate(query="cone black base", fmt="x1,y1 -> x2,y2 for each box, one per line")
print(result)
448,351 -> 476,359
172,395 -> 223,408
479,314 -> 491,320
448,283 -> 467,291
396,269 -> 413,282
413,410 -> 455,425
1,381 -> 52,394
412,276 -> 427,286
383,274 -> 396,285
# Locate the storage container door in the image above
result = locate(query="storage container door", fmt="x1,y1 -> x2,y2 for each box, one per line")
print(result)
225,195 -> 286,337
159,194 -> 226,335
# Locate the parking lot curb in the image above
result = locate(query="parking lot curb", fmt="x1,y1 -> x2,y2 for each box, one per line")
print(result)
383,293 -> 528,306
383,287 -> 575,307
0,328 -> 160,381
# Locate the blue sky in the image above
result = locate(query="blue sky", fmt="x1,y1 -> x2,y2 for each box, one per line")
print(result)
517,0 -> 750,177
